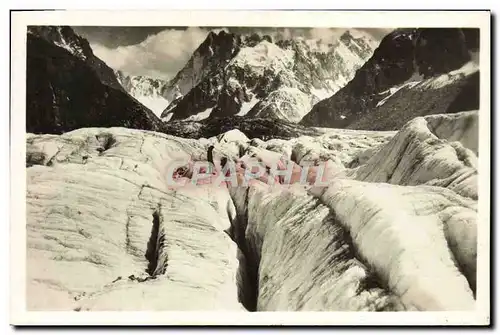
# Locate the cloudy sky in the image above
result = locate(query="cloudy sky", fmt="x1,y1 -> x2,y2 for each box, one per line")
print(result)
73,26 -> 393,79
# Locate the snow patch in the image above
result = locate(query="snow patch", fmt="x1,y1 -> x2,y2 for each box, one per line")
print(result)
347,29 -> 380,50
311,87 -> 335,101
253,87 -> 311,123
162,113 -> 173,122
185,108 -> 214,121
231,41 -> 295,75
227,77 -> 241,89
54,27 -> 86,60
404,71 -> 425,84
135,96 -> 170,118
237,97 -> 260,116
376,80 -> 422,107
421,61 -> 478,90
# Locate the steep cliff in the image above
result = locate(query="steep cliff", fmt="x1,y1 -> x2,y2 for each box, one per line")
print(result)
26,26 -> 164,134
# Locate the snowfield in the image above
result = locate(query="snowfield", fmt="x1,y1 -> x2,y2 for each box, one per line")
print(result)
25,111 -> 479,312
135,96 -> 170,117
231,40 -> 296,75
114,71 -> 170,117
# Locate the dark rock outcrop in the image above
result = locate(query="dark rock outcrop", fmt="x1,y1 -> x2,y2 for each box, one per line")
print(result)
162,116 -> 322,141
26,27 -> 164,134
29,26 -> 125,92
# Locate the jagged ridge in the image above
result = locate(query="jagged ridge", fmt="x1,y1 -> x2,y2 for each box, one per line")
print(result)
300,28 -> 480,129
160,30 -> 377,123
26,26 -> 164,134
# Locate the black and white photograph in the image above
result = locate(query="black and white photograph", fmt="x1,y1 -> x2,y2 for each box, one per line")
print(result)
10,10 -> 491,326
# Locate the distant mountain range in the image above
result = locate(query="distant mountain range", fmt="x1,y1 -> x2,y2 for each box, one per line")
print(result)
26,26 -> 480,137
159,30 -> 378,123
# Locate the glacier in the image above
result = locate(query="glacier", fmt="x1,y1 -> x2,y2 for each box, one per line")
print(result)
25,111 -> 479,312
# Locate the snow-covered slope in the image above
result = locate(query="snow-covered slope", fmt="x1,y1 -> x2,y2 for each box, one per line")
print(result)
26,111 -> 479,312
347,60 -> 479,130
115,70 -> 170,117
351,111 -> 478,200
161,30 -> 377,122
301,28 -> 480,129
247,87 -> 311,122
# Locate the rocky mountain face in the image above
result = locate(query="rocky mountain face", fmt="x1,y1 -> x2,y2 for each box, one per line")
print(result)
114,70 -> 170,117
26,26 -> 164,134
160,30 -> 377,123
26,111 -> 478,311
300,28 -> 480,129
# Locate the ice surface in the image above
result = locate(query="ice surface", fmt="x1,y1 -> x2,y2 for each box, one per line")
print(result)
26,111 -> 478,311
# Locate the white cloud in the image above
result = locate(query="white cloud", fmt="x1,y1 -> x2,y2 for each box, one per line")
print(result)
309,28 -> 343,41
259,27 -> 387,44
91,27 -> 212,79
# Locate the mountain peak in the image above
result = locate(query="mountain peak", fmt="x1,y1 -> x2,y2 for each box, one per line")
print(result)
206,29 -> 231,40
340,29 -> 353,40
161,29 -> 243,102
161,29 -> 378,122
202,30 -> 239,49
300,27 -> 479,129
28,25 -> 125,92
26,29 -> 163,134
28,25 -> 94,61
